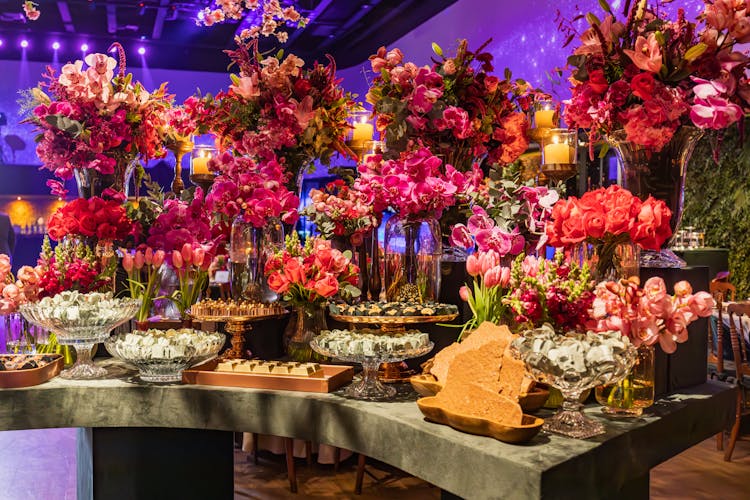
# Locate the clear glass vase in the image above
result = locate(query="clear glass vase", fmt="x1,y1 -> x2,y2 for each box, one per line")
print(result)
595,344 -> 655,417
229,216 -> 284,303
285,302 -> 327,362
607,126 -> 704,268
74,158 -> 138,198
384,214 -> 442,302
572,240 -> 640,282
1,313 -> 48,354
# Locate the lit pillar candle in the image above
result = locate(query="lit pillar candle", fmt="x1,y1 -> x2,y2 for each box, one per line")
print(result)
544,140 -> 571,164
534,109 -> 556,128
192,156 -> 210,175
352,119 -> 374,148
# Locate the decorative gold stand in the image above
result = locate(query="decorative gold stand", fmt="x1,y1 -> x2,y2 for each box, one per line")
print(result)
191,311 -> 288,360
541,162 -> 578,184
167,139 -> 194,196
330,313 -> 458,382
189,173 -> 215,193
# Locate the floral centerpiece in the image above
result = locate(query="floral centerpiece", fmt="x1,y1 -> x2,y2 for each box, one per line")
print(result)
122,247 -> 166,324
457,250 -> 512,338
561,0 -> 749,151
167,243 -> 211,323
47,191 -> 136,247
201,39 -> 355,183
300,179 -> 380,245
450,166 -> 560,259
22,44 -> 172,197
366,39 -> 534,170
265,232 -> 359,360
35,237 -> 116,298
590,275 -> 714,415
197,0 -> 307,44
545,185 -> 672,279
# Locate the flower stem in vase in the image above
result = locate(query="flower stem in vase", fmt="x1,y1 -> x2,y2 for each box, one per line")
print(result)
358,236 -> 369,300
368,236 -> 382,301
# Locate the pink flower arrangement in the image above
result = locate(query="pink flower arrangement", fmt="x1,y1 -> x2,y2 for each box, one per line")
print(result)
353,147 -> 479,219
366,39 -> 534,169
24,44 -> 172,195
47,194 -> 135,244
201,39 -> 354,181
205,152 -> 299,228
122,246 -> 166,322
0,254 -> 42,314
264,233 -> 360,305
35,237 -> 115,299
147,187 -> 221,257
197,0 -> 307,44
590,276 -> 714,353
545,185 -> 672,277
300,180 -> 380,243
451,172 -> 560,257
561,1 -> 750,151
458,249 -> 512,338
166,243 -> 211,320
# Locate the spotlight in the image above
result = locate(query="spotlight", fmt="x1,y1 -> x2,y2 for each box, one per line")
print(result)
20,39 -> 29,48
0,40 -> 4,47
137,46 -> 146,56
80,43 -> 89,52
52,41 -> 60,50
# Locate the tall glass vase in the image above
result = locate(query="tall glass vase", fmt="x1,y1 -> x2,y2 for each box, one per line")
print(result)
607,126 -> 704,268
229,216 -> 284,303
285,302 -> 327,362
572,240 -> 640,282
384,214 -> 442,302
74,158 -> 139,198
595,344 -> 655,417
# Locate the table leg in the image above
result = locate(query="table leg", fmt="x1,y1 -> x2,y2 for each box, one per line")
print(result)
77,427 -> 234,500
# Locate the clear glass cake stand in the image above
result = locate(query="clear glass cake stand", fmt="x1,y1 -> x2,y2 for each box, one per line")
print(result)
310,339 -> 434,401
19,299 -> 140,379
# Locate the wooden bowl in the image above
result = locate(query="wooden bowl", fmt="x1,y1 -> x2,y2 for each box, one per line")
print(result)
518,385 -> 550,413
409,373 -> 443,397
417,396 -> 543,444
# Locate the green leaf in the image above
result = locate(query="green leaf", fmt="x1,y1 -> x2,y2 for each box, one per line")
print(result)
276,49 -> 285,60
431,42 -> 443,57
684,43 -> 708,63
586,12 -> 601,25
598,0 -> 612,14
598,143 -> 610,158
654,31 -> 665,46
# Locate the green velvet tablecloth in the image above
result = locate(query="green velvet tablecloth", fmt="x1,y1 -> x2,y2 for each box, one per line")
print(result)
0,361 -> 734,499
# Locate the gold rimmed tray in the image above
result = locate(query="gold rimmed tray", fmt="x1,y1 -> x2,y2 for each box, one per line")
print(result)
417,396 -> 544,444
330,313 -> 458,325
190,311 -> 289,323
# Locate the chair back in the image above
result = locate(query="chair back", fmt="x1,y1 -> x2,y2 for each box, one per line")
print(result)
726,302 -> 750,380
710,280 -> 736,304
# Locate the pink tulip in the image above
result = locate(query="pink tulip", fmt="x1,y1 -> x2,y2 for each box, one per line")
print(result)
122,252 -> 134,273
181,243 -> 193,265
483,266 -> 503,288
144,247 -> 154,265
192,246 -> 206,268
478,250 -> 500,275
500,267 -> 511,287
134,251 -> 145,270
152,250 -> 166,268
459,285 -> 470,302
172,251 -> 184,269
466,254 -> 481,277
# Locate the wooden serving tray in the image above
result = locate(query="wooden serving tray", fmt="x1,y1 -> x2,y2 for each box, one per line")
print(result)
182,359 -> 354,393
0,354 -> 64,389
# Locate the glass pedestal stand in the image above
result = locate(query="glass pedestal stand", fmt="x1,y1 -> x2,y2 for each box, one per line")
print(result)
329,313 -> 457,383
60,335 -> 110,379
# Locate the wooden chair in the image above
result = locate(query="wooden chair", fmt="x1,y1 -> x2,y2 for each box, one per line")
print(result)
709,279 -> 736,375
721,302 -> 750,461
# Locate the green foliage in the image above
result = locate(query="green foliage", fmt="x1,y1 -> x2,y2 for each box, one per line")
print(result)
683,120 -> 750,297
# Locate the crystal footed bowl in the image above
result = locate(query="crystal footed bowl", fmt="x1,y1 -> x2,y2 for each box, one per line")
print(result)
19,292 -> 141,379
311,329 -> 434,401
105,329 -> 225,383
511,326 -> 637,439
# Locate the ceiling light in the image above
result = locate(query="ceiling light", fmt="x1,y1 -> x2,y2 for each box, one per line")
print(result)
80,43 -> 89,52
137,47 -> 146,55
20,40 -> 29,48
52,41 -> 60,50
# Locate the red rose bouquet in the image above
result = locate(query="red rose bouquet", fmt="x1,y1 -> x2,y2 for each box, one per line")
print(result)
366,39 -> 534,169
591,276 -> 714,353
48,194 -> 135,244
561,0 -> 749,152
264,233 -> 360,305
23,44 -> 172,196
545,185 -> 672,278
300,179 -> 380,243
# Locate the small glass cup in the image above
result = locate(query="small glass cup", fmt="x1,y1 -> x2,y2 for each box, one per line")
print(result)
347,110 -> 374,152
190,145 -> 217,192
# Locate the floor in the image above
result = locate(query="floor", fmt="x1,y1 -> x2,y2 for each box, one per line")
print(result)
0,426 -> 747,499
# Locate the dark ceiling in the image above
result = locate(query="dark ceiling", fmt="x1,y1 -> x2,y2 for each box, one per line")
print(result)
0,0 -> 457,72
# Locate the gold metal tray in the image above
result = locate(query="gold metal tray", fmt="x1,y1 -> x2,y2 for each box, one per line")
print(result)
417,396 -> 543,444
0,354 -> 64,388
190,311 -> 288,323
330,313 -> 458,325
182,359 -> 354,393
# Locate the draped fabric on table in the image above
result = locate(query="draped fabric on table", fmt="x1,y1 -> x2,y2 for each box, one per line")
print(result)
241,433 -> 352,464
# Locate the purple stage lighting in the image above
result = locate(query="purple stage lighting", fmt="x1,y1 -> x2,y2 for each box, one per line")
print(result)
20,40 -> 29,48
52,42 -> 60,50
80,43 -> 89,52
138,47 -> 146,55
0,40 -> 4,47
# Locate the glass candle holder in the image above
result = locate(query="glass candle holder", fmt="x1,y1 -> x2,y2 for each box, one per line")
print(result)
190,145 -> 217,192
347,110 -> 374,153
542,129 -> 577,165
532,100 -> 558,129
361,140 -> 386,164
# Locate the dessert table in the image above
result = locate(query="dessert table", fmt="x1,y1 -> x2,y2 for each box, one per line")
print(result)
0,360 -> 734,500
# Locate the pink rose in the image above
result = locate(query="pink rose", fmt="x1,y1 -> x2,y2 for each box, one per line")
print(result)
673,280 -> 693,297
283,258 -> 304,284
313,274 -> 339,298
267,271 -> 290,294
0,254 -> 10,279
2,283 -> 20,300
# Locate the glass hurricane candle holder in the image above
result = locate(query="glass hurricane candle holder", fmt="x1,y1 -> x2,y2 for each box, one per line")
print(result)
541,128 -> 578,183
190,145 -> 217,193
532,100 -> 558,129
347,110 -> 374,156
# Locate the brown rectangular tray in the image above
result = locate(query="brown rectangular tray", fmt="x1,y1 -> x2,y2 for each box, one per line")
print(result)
0,354 -> 64,389
182,360 -> 354,393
